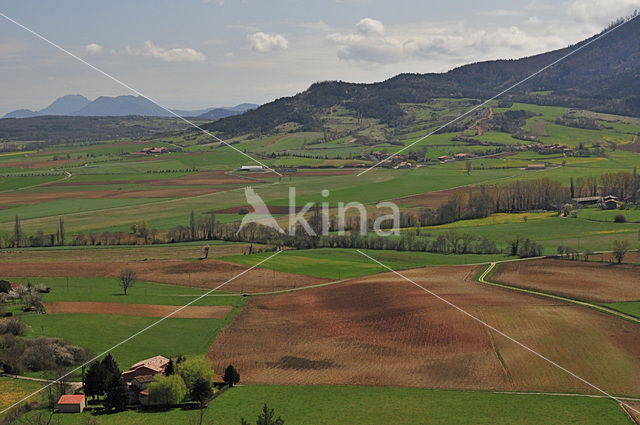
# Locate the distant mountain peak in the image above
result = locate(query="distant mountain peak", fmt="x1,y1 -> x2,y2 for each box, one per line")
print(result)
2,95 -> 258,119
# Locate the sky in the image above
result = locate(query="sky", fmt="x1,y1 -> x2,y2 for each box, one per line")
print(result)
0,0 -> 637,115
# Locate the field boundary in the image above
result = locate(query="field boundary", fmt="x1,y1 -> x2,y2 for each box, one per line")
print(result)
476,263 -> 640,324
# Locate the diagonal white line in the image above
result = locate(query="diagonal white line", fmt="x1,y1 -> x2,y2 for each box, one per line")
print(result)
0,11 -> 282,177
357,14 -> 639,176
0,250 -> 282,415
356,250 -> 640,414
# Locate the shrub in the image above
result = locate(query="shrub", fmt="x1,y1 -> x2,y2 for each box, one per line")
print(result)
614,214 -> 626,223
0,280 -> 11,294
148,374 -> 187,406
176,357 -> 214,390
0,317 -> 29,336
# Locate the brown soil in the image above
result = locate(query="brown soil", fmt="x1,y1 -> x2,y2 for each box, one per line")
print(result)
590,251 -> 640,264
395,186 -> 481,208
208,265 -> 640,395
620,136 -> 640,153
0,159 -> 76,169
281,169 -> 356,177
44,171 -> 258,188
147,171 -> 261,186
45,301 -> 232,318
0,259 -> 327,293
493,259 -> 640,302
0,243 -> 257,263
0,188 -> 224,205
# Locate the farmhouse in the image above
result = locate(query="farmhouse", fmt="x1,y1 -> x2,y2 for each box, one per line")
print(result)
527,163 -> 546,170
129,374 -> 156,405
239,165 -> 264,171
395,161 -> 412,169
437,155 -> 451,162
57,394 -> 86,413
454,153 -> 473,160
602,195 -> 621,210
573,196 -> 601,205
141,147 -> 168,154
122,355 -> 169,383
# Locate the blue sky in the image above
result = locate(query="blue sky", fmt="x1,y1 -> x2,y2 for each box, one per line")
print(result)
0,0 -> 637,115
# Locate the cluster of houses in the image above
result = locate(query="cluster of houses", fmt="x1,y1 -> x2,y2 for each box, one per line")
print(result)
122,355 -> 171,405
128,146 -> 170,156
437,153 -> 475,162
56,355 -> 171,413
511,143 -> 573,155
360,151 -> 414,168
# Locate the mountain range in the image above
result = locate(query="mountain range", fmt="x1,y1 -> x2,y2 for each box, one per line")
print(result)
3,95 -> 258,119
206,14 -> 640,136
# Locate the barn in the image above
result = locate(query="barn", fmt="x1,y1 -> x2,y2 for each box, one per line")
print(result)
57,394 -> 86,413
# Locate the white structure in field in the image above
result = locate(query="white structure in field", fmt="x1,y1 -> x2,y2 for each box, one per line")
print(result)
239,165 -> 264,171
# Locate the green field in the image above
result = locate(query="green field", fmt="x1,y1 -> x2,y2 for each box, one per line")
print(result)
407,210 -> 639,253
20,385 -> 634,425
605,302 -> 640,318
2,276 -> 240,307
224,248 -> 506,279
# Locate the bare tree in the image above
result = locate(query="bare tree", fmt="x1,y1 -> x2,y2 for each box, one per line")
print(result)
119,269 -> 137,295
612,240 -> 631,264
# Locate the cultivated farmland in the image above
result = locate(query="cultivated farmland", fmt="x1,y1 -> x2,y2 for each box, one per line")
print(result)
493,259 -> 640,302
209,265 -> 640,396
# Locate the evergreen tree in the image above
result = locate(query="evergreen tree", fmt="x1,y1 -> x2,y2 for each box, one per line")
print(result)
241,404 -> 284,425
100,353 -> 120,382
164,358 -> 175,376
83,361 -> 105,400
190,377 -> 213,406
104,372 -> 128,412
223,365 -> 240,387
13,215 -> 22,248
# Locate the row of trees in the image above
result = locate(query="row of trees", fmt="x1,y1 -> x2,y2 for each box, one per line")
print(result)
4,169 -> 637,249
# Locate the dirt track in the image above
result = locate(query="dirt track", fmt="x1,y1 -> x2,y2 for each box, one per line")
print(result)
493,259 -> 640,302
208,265 -> 640,394
45,301 -> 232,318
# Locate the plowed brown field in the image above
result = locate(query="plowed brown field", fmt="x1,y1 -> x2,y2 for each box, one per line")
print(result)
45,301 -> 232,318
493,259 -> 640,302
0,259 -> 326,293
0,243 -> 257,262
208,266 -> 640,395
0,188 -> 223,205
395,187 -> 481,208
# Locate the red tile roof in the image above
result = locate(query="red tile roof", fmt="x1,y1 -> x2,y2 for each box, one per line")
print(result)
58,395 -> 84,405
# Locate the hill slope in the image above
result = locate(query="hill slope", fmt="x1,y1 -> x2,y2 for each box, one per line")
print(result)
206,15 -> 640,136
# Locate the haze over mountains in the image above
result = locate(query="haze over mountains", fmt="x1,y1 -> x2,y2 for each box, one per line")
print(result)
3,95 -> 258,119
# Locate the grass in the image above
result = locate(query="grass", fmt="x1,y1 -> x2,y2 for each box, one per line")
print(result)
604,301 -> 640,319
413,211 -> 639,254
223,248 -> 506,279
18,296 -> 244,371
0,377 -> 45,415
3,276 -> 240,307
21,385 -> 634,425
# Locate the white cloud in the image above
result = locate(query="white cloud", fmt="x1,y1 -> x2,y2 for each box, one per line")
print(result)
566,0 -> 638,25
329,18 -> 569,64
125,41 -> 206,63
355,17 -> 385,36
478,9 -> 525,17
248,32 -> 289,52
85,43 -> 103,54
